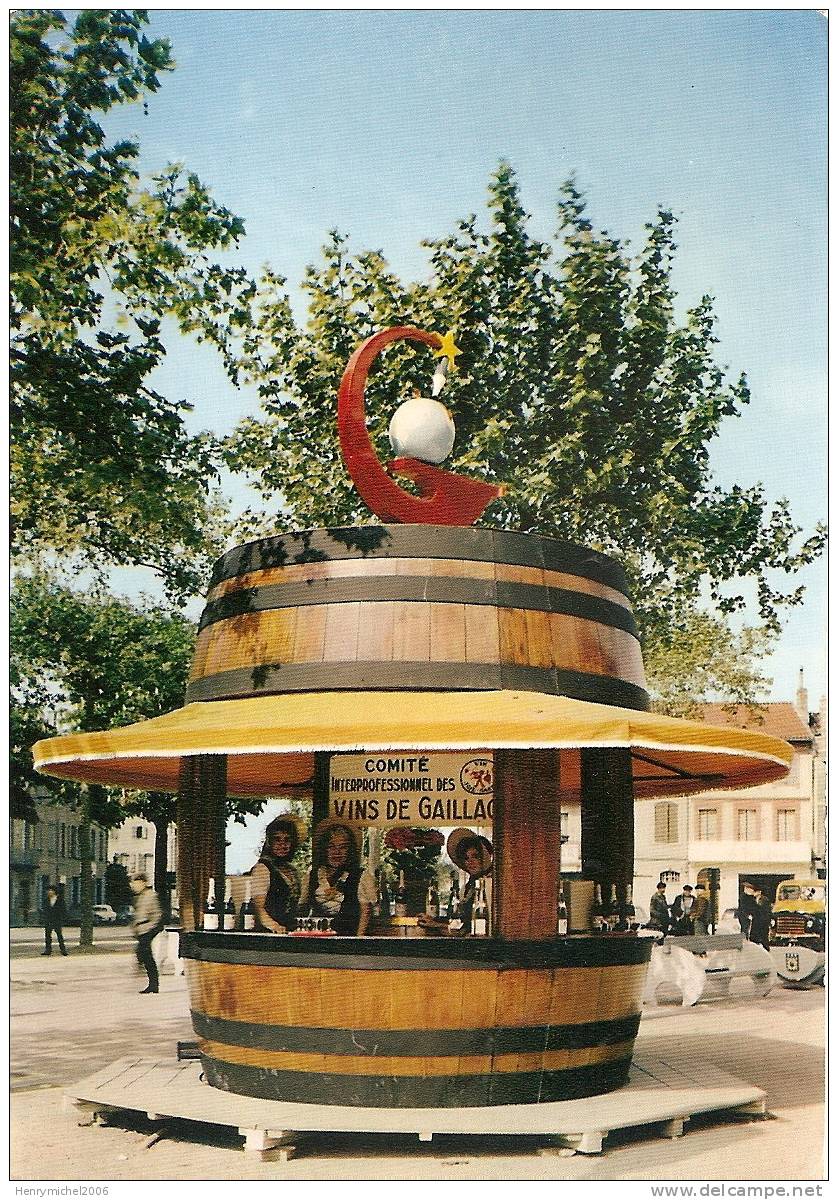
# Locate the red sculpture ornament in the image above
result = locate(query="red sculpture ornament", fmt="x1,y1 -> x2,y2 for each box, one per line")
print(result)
337,325 -> 503,525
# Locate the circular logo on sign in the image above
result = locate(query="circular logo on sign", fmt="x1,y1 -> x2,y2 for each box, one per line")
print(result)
460,757 -> 493,795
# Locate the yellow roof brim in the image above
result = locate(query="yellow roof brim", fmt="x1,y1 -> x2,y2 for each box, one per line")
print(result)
32,690 -> 793,800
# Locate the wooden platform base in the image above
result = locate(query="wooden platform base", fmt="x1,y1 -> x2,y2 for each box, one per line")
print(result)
63,1053 -> 767,1161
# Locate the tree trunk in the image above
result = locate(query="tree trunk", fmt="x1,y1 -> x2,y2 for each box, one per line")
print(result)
78,786 -> 98,951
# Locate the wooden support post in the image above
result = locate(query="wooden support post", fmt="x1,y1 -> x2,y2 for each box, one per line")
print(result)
494,749 -> 561,940
210,756 -> 227,914
312,751 -> 331,829
239,1128 -> 296,1160
177,759 -> 198,932
581,748 -> 634,912
575,1130 -> 604,1155
177,755 -> 227,930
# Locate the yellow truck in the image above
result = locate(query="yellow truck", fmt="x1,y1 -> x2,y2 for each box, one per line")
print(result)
769,879 -> 826,987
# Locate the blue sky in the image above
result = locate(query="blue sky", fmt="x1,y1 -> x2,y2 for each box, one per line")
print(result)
101,8 -> 826,709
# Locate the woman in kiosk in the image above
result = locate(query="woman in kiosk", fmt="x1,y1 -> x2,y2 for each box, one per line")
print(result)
301,820 -> 377,936
448,827 -> 493,935
250,816 -> 304,934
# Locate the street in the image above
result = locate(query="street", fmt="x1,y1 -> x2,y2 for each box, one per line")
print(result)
10,924 -> 137,958
9,948 -> 825,1182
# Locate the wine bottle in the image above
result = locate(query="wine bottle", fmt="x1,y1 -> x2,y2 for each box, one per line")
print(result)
203,880 -> 219,931
472,881 -> 488,936
590,883 -> 605,933
241,880 -> 256,931
447,874 -> 461,929
224,885 -> 236,930
605,883 -> 620,932
557,886 -> 569,936
378,871 -> 390,920
394,869 -> 408,917
426,880 -> 440,919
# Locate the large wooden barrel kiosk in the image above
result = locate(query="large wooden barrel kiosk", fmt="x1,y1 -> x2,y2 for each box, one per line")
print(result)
180,524 -> 650,1107
31,325 -> 794,1114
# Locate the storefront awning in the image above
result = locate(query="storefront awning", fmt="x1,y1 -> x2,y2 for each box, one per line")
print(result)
32,689 -> 793,800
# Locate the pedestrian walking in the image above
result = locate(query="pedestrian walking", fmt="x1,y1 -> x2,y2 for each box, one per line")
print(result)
41,885 -> 68,956
748,883 -> 771,950
130,873 -> 163,994
647,881 -> 671,933
692,882 -> 710,936
739,881 -> 757,938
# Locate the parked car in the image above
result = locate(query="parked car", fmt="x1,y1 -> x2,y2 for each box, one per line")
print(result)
115,906 -> 135,924
769,879 -> 826,988
92,903 -> 117,924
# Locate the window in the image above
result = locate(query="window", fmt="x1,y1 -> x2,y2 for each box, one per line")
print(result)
559,811 -> 569,842
776,808 -> 798,841
736,809 -> 759,841
654,802 -> 678,843
60,824 -> 66,856
135,825 -> 146,839
696,808 -> 719,840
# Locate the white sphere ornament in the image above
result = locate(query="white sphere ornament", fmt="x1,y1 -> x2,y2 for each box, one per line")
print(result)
388,396 -> 456,464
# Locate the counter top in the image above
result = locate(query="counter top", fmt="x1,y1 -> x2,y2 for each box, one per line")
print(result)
179,929 -> 653,969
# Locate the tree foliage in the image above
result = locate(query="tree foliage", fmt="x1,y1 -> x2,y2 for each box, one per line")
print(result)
10,9 -> 250,601
224,163 -> 824,704
104,859 -> 133,910
643,612 -> 773,719
11,572 -> 200,941
11,705 -> 56,823
11,573 -> 197,744
11,573 -> 267,919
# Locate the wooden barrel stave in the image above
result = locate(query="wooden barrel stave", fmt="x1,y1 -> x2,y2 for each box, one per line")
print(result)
183,936 -> 650,1109
187,527 -> 648,709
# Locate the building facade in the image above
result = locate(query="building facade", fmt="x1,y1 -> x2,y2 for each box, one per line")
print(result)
10,799 -> 110,926
634,690 -> 825,920
107,817 -> 177,883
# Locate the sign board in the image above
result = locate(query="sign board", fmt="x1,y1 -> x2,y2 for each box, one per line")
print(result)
329,752 -> 494,826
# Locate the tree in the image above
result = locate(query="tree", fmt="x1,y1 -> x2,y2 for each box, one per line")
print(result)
223,162 -> 824,703
10,9 -> 251,602
643,612 -> 774,719
104,859 -> 133,911
12,572 -> 267,931
10,700 -> 74,823
11,573 -> 198,945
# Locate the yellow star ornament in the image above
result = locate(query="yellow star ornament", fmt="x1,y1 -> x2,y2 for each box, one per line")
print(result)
434,329 -> 463,371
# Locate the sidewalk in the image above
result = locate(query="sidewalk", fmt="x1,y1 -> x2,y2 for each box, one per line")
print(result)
10,952 -> 825,1181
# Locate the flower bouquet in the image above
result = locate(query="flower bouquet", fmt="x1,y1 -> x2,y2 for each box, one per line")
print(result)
383,827 -> 444,882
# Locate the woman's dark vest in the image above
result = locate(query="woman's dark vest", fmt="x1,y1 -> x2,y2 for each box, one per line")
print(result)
308,867 -> 363,935
460,871 -> 491,934
258,856 -> 299,930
